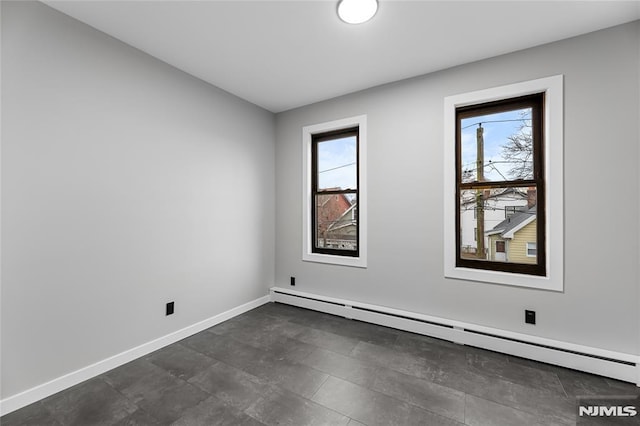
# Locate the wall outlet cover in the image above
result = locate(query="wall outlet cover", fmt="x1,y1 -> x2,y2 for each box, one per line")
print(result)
525,310 -> 536,325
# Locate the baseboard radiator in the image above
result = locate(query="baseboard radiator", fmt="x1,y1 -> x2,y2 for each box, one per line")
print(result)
270,287 -> 639,385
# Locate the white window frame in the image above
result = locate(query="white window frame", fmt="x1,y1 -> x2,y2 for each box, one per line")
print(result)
526,242 -> 537,258
302,115 -> 367,268
444,76 -> 564,291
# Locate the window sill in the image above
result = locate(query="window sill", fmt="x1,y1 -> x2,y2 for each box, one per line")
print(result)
303,252 -> 367,268
445,265 -> 562,292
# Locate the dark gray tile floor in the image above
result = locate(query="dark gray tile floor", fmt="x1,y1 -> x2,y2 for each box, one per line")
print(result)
3,302 -> 639,426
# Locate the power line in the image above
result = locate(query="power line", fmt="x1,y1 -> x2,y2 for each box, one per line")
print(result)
487,163 -> 508,180
319,162 -> 356,174
461,118 -> 530,130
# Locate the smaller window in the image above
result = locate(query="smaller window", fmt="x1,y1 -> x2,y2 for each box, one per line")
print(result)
496,240 -> 506,253
312,128 -> 359,257
302,115 -> 367,268
526,242 -> 537,257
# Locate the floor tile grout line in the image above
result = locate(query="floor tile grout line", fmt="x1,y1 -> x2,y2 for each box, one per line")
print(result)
464,392 -> 577,426
464,366 -> 569,399
126,401 -> 163,425
97,376 -> 140,411
288,326 -> 362,355
91,375 -> 162,425
308,372 -> 331,401
296,337 -> 479,422
314,371 -> 468,425
464,386 -> 576,424
209,317 -> 387,376
556,373 -> 571,399
370,384 -> 467,424
174,349 -> 350,424
465,354 -> 571,397
463,393 -> 468,425
300,376 -> 355,423
227,370 -> 359,425
463,363 -> 574,402
297,375 -> 363,424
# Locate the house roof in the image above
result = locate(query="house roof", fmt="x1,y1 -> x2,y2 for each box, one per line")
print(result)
327,203 -> 357,233
460,187 -> 528,206
486,205 -> 537,239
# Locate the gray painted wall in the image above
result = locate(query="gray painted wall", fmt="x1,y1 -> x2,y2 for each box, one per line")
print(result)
276,22 -> 639,355
1,2 -> 275,398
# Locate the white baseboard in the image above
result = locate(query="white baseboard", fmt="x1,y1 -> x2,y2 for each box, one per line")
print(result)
270,287 -> 640,386
0,295 -> 271,416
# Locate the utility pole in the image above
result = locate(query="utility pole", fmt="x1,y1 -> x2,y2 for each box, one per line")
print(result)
476,124 -> 485,259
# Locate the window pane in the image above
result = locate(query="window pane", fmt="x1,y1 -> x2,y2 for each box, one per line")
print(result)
317,136 -> 357,191
460,107 -> 533,183
459,186 -> 537,264
315,193 -> 357,251
527,243 -> 537,257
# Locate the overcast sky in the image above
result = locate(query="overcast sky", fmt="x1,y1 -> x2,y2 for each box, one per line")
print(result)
317,135 -> 357,191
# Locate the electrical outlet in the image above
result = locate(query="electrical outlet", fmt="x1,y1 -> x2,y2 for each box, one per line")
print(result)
525,310 -> 536,325
166,302 -> 175,316
290,276 -> 296,286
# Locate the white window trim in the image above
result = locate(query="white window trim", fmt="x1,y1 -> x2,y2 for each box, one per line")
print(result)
443,75 -> 564,291
302,115 -> 367,268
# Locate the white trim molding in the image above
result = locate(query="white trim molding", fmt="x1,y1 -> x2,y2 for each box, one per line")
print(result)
443,75 -> 564,291
270,287 -> 638,385
302,115 -> 368,268
0,295 -> 271,416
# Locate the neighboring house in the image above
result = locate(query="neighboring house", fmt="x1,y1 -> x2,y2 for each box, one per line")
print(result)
459,187 -> 532,257
486,205 -> 537,264
326,203 -> 357,250
315,193 -> 355,249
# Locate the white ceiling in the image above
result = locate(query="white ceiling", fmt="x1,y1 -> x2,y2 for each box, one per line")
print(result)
44,1 -> 639,113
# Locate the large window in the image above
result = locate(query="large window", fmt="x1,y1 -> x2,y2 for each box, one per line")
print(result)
456,93 -> 545,276
312,128 -> 359,256
443,76 -> 563,291
303,116 -> 367,268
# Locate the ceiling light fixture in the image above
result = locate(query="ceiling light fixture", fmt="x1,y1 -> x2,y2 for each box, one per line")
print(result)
337,0 -> 378,24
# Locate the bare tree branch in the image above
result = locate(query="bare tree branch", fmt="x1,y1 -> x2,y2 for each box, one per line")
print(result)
501,111 -> 533,179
